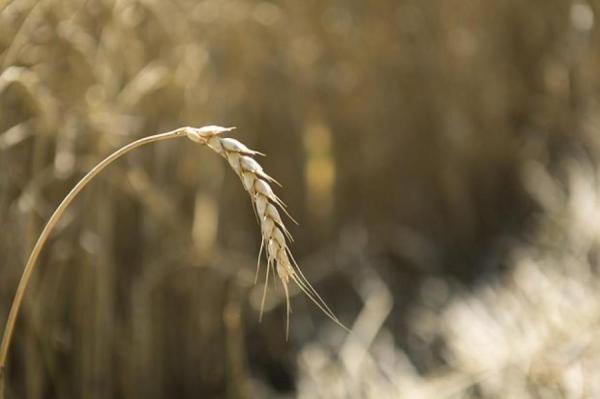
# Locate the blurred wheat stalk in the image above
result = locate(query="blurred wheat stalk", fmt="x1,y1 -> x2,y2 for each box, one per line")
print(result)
0,125 -> 340,397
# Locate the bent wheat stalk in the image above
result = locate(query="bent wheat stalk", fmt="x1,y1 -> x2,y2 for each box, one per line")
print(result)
0,125 -> 344,395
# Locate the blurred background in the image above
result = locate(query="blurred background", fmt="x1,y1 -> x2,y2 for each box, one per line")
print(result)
2,0 -> 600,397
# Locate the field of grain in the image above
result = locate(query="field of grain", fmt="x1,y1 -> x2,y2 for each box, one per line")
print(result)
2,0 -> 600,398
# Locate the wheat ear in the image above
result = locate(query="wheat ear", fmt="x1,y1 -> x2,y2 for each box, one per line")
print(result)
0,126 -> 344,394
186,126 -> 347,338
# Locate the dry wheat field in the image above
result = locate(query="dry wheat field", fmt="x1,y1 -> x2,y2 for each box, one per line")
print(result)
2,0 -> 600,398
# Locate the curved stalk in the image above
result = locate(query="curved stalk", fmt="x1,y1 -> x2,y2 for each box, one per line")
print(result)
0,128 -> 186,381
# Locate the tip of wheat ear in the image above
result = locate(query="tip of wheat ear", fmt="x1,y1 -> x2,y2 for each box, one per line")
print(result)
185,126 -> 348,338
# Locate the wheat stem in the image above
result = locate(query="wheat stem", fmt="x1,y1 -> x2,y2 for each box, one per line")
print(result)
0,127 -> 186,377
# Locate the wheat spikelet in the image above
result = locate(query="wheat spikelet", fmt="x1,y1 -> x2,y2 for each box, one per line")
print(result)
186,126 -> 346,337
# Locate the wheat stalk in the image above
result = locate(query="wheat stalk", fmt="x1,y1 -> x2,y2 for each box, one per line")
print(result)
0,125 -> 343,397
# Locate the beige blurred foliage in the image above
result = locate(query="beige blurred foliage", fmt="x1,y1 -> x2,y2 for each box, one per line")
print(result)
1,0 -> 600,398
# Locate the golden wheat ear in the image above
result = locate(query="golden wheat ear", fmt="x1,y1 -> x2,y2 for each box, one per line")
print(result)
184,126 -> 347,336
